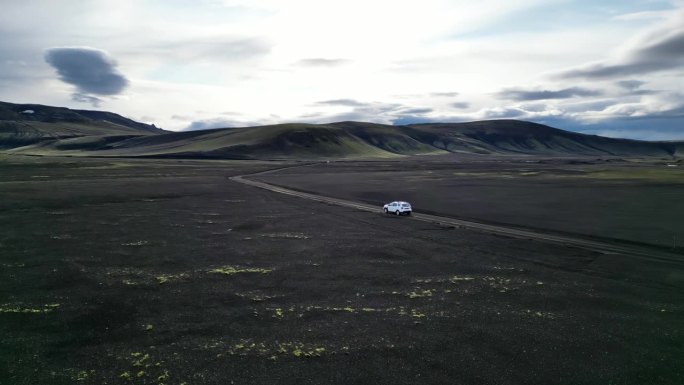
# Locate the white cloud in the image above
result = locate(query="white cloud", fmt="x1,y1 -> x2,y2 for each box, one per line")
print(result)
613,10 -> 671,21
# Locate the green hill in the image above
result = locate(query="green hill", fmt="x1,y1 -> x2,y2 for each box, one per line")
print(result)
0,101 -> 163,149
397,120 -> 681,157
10,123 -> 409,159
2,101 -> 681,159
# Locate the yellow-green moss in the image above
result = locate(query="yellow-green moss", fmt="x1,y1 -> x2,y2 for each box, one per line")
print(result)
410,310 -> 426,318
449,276 -> 475,282
0,303 -> 61,313
157,370 -> 170,382
407,289 -> 434,299
75,370 -> 95,381
132,353 -> 150,367
208,265 -> 273,275
156,273 -> 188,284
224,340 -> 328,359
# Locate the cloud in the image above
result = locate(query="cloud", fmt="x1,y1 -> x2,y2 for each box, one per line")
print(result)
315,99 -> 368,107
186,119 -> 236,130
613,10 -> 670,21
186,96 -> 684,141
518,103 -> 547,112
506,97 -> 684,140
497,87 -> 602,101
328,103 -> 404,122
400,107 -> 433,114
185,118 -> 245,131
642,103 -> 684,119
185,116 -> 274,131
208,37 -> 271,61
559,28 -> 684,79
571,111 -> 684,141
147,37 -> 271,63
616,80 -> 646,90
451,102 -> 470,109
591,127 -> 684,141
313,99 -> 429,122
391,116 -> 437,125
295,58 -> 349,67
630,89 -> 662,96
44,47 -> 129,95
431,91 -> 460,97
561,99 -> 616,113
482,107 -> 527,119
301,100 -> 406,124
71,93 -> 103,107
613,80 -> 660,96
561,62 -> 671,80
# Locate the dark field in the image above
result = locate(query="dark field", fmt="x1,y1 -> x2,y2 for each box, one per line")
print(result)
256,157 -> 684,252
1,155 -> 683,384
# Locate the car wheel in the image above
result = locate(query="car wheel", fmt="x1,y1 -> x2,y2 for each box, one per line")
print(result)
395,210 -> 400,216
384,208 -> 388,214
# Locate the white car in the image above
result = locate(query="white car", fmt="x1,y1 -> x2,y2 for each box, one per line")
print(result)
383,201 -> 412,216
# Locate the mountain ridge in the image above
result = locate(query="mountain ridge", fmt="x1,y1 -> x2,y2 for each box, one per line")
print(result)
0,101 -> 164,149
1,101 -> 682,158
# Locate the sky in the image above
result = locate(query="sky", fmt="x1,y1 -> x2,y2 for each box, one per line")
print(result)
1,0 -> 683,140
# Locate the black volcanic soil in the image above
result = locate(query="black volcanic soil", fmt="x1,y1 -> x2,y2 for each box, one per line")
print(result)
255,156 -> 684,251
1,155 -> 683,385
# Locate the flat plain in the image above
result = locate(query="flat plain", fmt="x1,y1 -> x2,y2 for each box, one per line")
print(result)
256,156 -> 684,251
1,155 -> 683,384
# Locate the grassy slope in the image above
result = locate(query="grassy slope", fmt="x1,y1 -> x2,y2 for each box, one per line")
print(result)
9,124 -> 409,159
4,113 -> 682,159
404,120 -> 679,157
0,101 -> 163,149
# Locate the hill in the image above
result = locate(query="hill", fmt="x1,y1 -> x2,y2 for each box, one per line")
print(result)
1,102 -> 682,158
396,120 -> 684,157
0,101 -> 164,149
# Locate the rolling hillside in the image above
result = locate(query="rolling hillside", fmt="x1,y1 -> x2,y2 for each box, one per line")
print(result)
0,101 -> 163,149
395,120 -> 684,157
2,101 -> 682,158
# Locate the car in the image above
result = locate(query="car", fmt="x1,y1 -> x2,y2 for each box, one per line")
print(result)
383,201 -> 412,216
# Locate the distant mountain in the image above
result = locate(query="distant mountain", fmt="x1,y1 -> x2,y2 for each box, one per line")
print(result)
2,103 -> 682,158
395,120 -> 684,157
0,101 -> 164,149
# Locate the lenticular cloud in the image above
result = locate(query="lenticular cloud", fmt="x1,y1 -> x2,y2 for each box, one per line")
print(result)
44,47 -> 129,96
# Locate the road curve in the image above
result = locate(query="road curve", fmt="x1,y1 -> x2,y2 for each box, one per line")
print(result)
230,171 -> 683,263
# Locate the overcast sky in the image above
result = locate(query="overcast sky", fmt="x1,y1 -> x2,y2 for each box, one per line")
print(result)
1,0 -> 683,139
